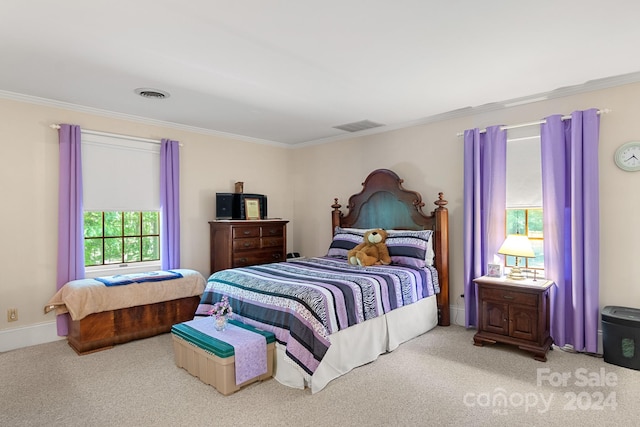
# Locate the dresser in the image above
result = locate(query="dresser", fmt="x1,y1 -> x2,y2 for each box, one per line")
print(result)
473,276 -> 554,361
209,220 -> 288,274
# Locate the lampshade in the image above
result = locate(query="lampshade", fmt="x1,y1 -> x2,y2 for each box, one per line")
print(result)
498,234 -> 535,280
498,234 -> 535,258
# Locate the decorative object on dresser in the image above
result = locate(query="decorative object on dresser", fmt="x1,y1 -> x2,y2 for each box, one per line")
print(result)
473,275 -> 554,361
497,234 -> 535,280
244,198 -> 261,220
209,219 -> 288,273
216,193 -> 268,219
487,263 -> 503,278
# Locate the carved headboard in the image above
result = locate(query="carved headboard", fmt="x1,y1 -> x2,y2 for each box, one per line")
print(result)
330,169 -> 450,326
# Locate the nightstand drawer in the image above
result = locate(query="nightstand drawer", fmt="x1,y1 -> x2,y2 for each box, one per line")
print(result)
480,288 -> 537,307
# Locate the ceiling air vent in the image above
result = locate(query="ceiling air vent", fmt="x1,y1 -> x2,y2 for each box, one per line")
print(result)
333,120 -> 384,133
134,88 -> 170,99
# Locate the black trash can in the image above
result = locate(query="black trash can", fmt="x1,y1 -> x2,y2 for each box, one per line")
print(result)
602,306 -> 640,371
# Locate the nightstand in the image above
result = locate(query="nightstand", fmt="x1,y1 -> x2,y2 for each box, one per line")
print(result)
473,275 -> 554,362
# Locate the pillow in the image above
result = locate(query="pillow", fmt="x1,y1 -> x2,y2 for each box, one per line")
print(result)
327,227 -> 365,259
385,229 -> 434,268
327,227 -> 434,267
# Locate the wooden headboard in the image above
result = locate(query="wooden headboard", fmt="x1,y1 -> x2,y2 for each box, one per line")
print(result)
331,169 -> 449,326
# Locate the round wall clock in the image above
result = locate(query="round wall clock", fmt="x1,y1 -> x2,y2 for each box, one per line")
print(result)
614,141 -> 640,171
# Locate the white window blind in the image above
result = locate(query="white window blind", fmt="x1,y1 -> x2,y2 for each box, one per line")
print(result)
506,127 -> 542,209
81,133 -> 160,211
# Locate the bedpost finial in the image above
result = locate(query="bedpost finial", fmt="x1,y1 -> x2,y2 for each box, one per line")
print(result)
434,192 -> 448,209
332,198 -> 341,210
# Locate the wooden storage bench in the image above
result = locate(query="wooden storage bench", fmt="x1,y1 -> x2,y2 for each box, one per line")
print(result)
171,318 -> 275,395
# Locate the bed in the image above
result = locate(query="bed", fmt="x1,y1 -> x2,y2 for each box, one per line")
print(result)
195,169 -> 449,393
45,269 -> 206,354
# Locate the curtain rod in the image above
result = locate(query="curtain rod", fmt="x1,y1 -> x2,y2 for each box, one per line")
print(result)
49,124 -> 182,146
455,108 -> 611,137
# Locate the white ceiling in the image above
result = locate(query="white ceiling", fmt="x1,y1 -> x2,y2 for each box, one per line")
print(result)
2,0 -> 640,146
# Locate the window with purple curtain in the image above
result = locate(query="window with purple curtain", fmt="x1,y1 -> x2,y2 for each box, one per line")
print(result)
56,124 -> 85,336
160,139 -> 181,270
463,126 -> 507,327
540,109 -> 600,353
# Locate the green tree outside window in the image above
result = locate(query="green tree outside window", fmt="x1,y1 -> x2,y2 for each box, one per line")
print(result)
84,211 -> 160,266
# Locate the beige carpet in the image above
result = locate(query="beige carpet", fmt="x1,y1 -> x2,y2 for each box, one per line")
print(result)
2,325 -> 639,427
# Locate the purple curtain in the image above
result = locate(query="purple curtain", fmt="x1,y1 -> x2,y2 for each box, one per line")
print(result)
463,126 -> 507,327
56,124 -> 85,336
160,139 -> 181,270
540,109 -> 600,353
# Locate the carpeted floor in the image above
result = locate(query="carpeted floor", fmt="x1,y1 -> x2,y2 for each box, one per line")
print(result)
2,325 -> 638,426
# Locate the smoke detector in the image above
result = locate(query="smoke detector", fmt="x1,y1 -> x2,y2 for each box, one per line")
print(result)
134,88 -> 170,99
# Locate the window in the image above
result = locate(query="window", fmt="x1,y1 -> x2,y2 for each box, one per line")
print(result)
81,132 -> 162,274
505,208 -> 543,270
84,211 -> 160,266
506,127 -> 544,273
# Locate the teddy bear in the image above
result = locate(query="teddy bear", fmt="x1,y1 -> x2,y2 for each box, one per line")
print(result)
347,229 -> 392,267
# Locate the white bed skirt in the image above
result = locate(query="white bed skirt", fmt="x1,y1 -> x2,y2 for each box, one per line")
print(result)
273,294 -> 438,393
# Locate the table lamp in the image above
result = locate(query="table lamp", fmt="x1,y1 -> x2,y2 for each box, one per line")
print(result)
498,234 -> 535,280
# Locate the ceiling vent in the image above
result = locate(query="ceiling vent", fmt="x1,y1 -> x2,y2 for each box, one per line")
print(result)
134,88 -> 170,99
333,120 -> 385,133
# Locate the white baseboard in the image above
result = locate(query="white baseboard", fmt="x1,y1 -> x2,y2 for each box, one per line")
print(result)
0,321 -> 64,353
450,304 -> 467,327
0,309 -> 606,354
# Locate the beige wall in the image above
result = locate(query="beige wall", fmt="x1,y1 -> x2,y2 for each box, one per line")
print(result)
292,82 -> 640,325
2,80 -> 640,345
0,98 -> 293,338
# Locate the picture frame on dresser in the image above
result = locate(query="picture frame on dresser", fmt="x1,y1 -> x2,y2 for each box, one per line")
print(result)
244,198 -> 261,220
487,263 -> 502,278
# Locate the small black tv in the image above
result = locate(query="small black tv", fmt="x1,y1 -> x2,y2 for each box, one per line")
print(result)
216,193 -> 267,219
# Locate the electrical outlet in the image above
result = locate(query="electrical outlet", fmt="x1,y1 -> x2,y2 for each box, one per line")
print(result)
7,308 -> 18,322
460,294 -> 464,298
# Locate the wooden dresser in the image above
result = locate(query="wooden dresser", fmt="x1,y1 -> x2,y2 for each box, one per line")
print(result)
209,220 -> 288,274
473,276 -> 554,361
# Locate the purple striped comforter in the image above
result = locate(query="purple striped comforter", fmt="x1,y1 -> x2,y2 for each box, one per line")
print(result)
195,257 -> 439,376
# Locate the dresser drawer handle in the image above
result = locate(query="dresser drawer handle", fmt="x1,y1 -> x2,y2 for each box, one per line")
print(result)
503,295 -> 514,300
238,257 -> 248,263
272,253 -> 281,260
243,242 -> 252,247
242,230 -> 252,235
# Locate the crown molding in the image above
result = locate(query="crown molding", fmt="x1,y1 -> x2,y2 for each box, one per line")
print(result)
4,70 -> 640,148
0,90 -> 288,148
296,71 -> 640,147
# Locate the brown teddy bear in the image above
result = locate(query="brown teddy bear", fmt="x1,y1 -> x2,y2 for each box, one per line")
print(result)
347,229 -> 392,267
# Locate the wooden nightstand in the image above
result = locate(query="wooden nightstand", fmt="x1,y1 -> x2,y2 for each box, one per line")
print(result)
473,275 -> 554,362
